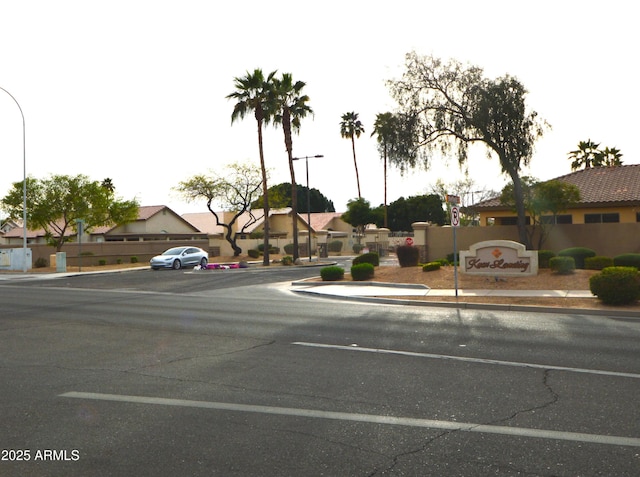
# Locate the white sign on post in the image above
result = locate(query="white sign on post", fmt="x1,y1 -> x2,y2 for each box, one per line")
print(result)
451,206 -> 460,227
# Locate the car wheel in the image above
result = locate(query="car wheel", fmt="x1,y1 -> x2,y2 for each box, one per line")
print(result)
200,257 -> 208,268
172,259 -> 181,270
152,267 -> 159,271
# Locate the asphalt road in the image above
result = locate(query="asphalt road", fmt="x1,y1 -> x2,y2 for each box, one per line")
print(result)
1,267 -> 639,476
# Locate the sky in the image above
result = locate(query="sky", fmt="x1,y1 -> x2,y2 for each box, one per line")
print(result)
1,0 -> 637,216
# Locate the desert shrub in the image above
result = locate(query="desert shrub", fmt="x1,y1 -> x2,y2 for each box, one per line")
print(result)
283,243 -> 295,255
549,256 -> 575,275
352,243 -> 364,254
320,266 -> 344,281
557,247 -> 596,269
537,250 -> 555,269
281,255 -> 293,266
269,247 -> 280,255
422,262 -> 441,272
248,249 -> 260,259
116,258 -> 122,264
98,259 -> 107,266
589,266 -> 640,305
434,258 -> 451,266
130,256 -> 139,263
396,245 -> 420,267
446,253 -> 459,266
34,257 -> 48,268
613,253 -> 640,269
328,240 -> 343,253
584,256 -> 614,270
352,252 -> 379,267
351,263 -> 375,281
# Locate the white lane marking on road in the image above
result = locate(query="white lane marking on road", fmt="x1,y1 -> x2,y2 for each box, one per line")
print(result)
60,391 -> 640,447
292,342 -> 640,380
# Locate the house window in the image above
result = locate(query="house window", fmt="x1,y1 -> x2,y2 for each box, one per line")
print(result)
585,213 -> 620,223
541,214 -> 573,224
497,216 -> 531,225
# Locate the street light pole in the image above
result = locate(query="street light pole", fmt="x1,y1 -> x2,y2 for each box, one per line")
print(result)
0,86 -> 27,272
292,154 -> 323,262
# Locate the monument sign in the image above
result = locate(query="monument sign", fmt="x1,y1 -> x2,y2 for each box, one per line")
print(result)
460,240 -> 538,277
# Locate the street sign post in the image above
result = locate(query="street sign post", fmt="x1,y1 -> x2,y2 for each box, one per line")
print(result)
450,205 -> 460,297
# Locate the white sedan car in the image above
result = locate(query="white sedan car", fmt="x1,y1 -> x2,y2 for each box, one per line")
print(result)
150,246 -> 208,270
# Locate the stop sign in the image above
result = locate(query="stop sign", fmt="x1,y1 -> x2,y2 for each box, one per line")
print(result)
405,237 -> 414,246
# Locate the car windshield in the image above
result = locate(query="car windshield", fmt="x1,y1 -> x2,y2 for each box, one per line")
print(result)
162,248 -> 186,256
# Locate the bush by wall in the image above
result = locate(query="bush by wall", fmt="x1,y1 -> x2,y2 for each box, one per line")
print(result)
396,245 -> 420,267
328,240 -> 343,253
589,266 -> 640,305
351,263 -> 375,281
557,247 -> 596,269
549,256 -> 575,275
537,250 -> 555,269
613,253 -> 640,269
281,255 -> 293,265
320,266 -> 344,281
584,256 -> 614,270
283,243 -> 295,255
352,243 -> 364,254
248,249 -> 260,259
352,252 -> 379,267
422,262 -> 441,272
130,256 -> 139,263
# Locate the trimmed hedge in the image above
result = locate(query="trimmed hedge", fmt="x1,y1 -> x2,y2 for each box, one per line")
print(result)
558,247 -> 596,269
613,253 -> 640,269
537,250 -> 555,269
248,249 -> 260,259
328,240 -> 343,253
283,243 -> 295,255
584,256 -> 614,270
550,256 -> 575,275
352,252 -> 379,267
351,263 -> 375,281
422,262 -> 441,272
396,245 -> 420,267
589,266 -> 640,305
320,266 -> 345,281
352,243 -> 364,254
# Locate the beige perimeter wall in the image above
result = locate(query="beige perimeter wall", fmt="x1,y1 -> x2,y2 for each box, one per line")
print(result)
423,223 -> 640,262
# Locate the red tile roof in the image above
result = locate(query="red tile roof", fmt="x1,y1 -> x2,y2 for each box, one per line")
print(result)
474,164 -> 640,209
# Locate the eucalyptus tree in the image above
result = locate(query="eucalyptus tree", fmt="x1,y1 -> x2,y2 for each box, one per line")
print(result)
340,111 -> 365,198
388,52 -> 548,248
271,73 -> 313,261
227,68 -> 277,265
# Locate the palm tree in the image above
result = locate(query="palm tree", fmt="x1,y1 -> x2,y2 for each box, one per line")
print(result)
271,73 -> 313,261
227,69 -> 277,266
371,112 -> 397,228
595,146 -> 623,167
568,139 -> 600,170
340,111 -> 365,198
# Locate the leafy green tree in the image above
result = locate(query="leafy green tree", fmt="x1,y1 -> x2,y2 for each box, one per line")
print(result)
270,73 -> 313,261
176,162 -> 263,257
340,111 -> 365,198
1,174 -> 138,251
227,68 -> 277,265
252,183 -> 335,213
341,197 -> 380,244
388,52 -> 548,248
500,177 -> 580,249
381,194 -> 446,231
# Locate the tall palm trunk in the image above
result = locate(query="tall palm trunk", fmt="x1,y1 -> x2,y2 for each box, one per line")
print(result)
351,135 -> 361,198
283,108 -> 299,261
255,109 -> 270,266
383,143 -> 388,228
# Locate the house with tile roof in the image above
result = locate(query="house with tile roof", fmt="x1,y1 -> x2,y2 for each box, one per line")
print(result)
473,164 -> 640,226
1,205 -> 206,246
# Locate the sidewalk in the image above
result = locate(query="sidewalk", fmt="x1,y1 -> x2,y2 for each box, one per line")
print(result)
291,281 -> 593,298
